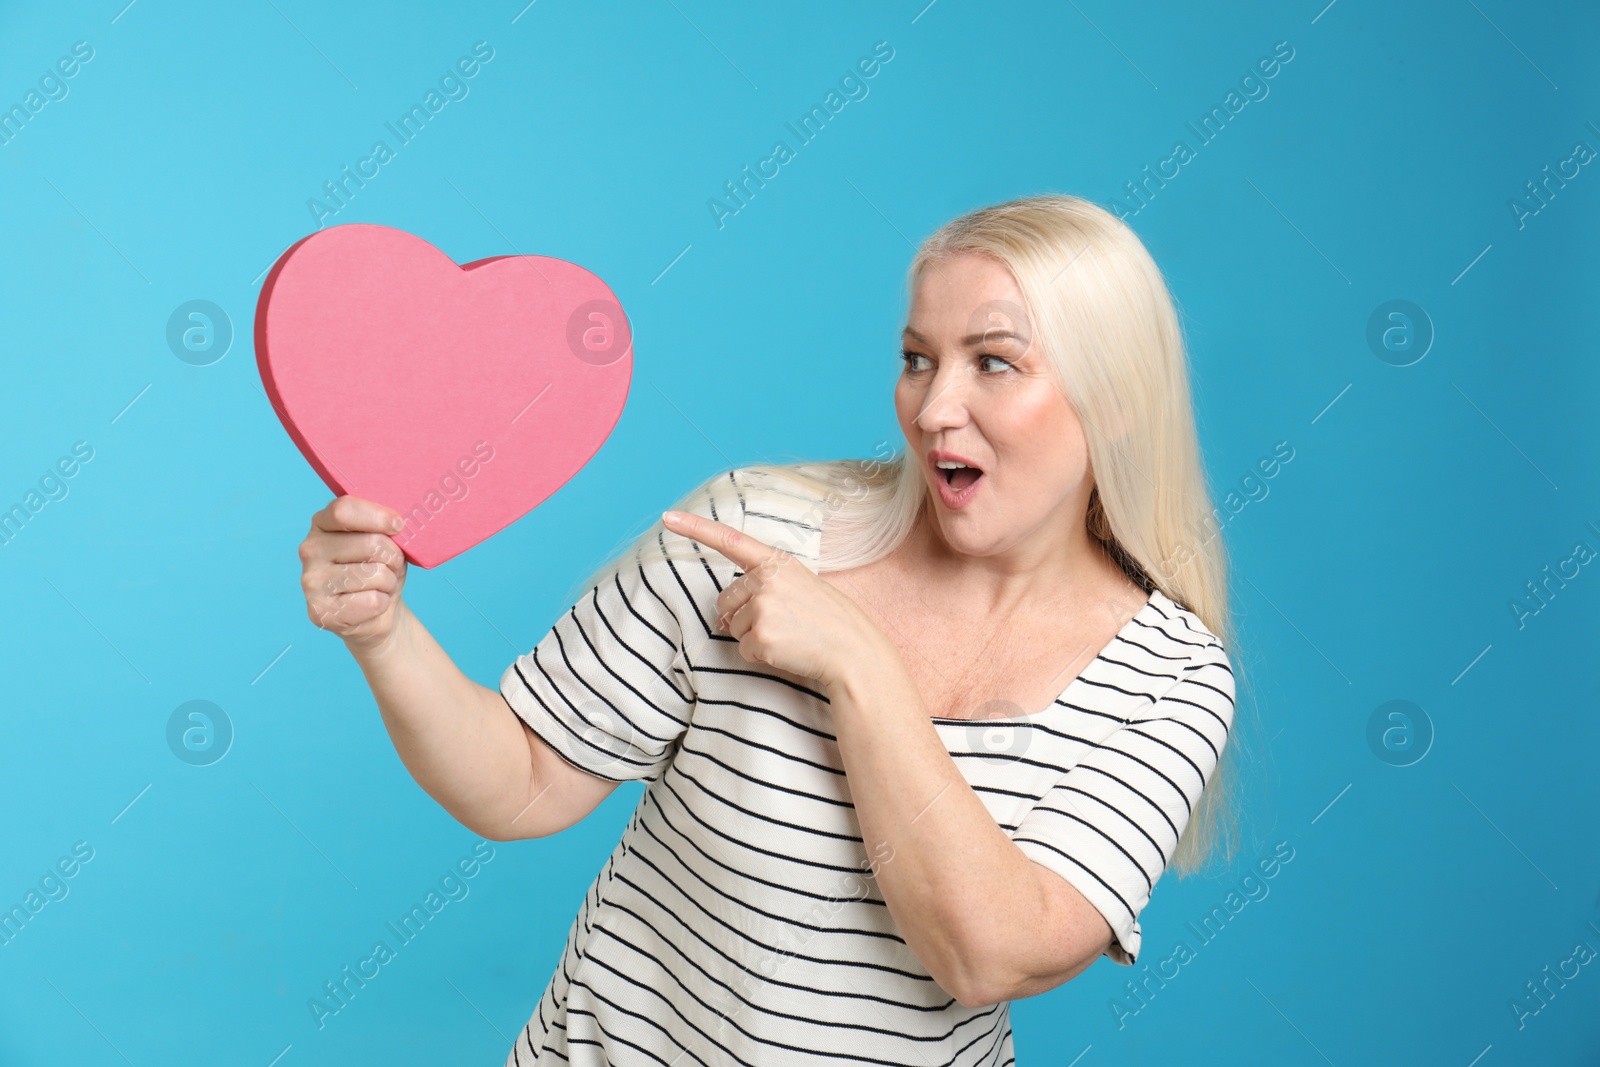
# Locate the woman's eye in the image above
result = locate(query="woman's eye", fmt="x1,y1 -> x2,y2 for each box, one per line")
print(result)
901,351 -> 1012,374
979,354 -> 1014,373
900,351 -> 931,373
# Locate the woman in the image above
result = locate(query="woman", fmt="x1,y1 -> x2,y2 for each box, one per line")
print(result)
297,194 -> 1241,1065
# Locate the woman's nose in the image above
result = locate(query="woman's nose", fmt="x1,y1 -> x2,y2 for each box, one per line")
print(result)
913,368 -> 970,432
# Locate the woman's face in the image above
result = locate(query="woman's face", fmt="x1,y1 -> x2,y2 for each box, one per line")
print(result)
895,253 -> 1095,561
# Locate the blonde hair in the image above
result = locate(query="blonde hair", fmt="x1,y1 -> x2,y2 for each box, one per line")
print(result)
570,193 -> 1251,878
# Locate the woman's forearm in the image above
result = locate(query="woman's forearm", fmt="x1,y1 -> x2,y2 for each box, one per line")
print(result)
346,599 -> 534,838
827,648 -> 1077,1006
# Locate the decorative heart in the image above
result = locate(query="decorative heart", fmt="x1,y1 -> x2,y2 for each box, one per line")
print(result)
255,223 -> 632,568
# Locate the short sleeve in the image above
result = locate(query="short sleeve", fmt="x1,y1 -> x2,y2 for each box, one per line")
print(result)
1011,642 -> 1236,966
498,476 -> 741,783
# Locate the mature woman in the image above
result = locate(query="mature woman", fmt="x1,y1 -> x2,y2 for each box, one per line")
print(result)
297,194 -> 1240,1066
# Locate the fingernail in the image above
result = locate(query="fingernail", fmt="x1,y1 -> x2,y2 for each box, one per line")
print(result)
662,510 -> 683,523
390,516 -> 404,532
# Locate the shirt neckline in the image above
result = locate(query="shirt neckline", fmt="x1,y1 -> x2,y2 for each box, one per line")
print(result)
927,586 -> 1165,725
738,467 -> 1169,724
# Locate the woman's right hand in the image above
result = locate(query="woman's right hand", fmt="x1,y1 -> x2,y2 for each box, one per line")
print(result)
299,495 -> 410,653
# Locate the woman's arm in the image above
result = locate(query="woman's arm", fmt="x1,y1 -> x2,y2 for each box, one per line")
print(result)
654,505 -> 1109,1003
825,649 -> 1112,1007
348,599 -> 620,841
297,494 -> 617,841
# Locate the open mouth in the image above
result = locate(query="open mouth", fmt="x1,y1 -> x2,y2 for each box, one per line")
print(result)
935,461 -> 983,492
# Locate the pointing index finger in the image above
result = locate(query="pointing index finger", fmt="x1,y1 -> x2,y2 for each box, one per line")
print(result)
662,510 -> 778,572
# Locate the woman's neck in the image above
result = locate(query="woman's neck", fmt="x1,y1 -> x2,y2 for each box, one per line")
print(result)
896,499 -> 1128,623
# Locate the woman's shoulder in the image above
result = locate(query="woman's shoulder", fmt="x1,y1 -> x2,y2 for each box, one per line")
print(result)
1134,589 -> 1235,724
1144,587 -> 1232,670
679,464 -> 835,568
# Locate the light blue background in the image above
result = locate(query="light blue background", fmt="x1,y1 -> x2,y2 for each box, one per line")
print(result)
2,1 -> 1597,1063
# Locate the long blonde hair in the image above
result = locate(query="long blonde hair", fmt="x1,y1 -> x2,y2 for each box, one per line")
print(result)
569,193 -> 1250,878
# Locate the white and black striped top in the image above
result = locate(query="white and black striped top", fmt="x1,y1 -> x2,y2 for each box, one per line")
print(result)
498,467 -> 1235,1067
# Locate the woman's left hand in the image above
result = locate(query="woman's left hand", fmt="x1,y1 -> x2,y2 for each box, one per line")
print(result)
661,509 -> 885,690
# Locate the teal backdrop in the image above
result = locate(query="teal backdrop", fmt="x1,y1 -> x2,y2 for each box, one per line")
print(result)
2,0 -> 1597,1063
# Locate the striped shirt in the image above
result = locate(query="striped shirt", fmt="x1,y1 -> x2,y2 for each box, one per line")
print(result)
499,466 -> 1235,1066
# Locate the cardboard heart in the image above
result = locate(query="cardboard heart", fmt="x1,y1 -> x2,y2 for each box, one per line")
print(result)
255,223 -> 632,568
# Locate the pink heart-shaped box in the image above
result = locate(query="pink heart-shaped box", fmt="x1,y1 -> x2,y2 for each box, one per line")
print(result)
255,223 -> 632,568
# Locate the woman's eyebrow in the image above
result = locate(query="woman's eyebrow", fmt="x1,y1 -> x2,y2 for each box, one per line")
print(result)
902,325 -> 1027,348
